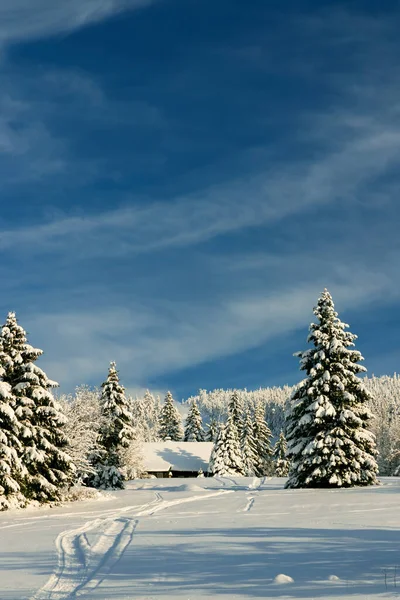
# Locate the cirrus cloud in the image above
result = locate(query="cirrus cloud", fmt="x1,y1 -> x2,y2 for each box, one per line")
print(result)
0,0 -> 156,46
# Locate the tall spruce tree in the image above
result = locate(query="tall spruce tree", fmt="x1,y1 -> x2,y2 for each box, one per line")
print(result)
0,312 -> 73,503
253,402 -> 273,476
241,408 -> 258,476
273,431 -> 289,477
209,416 -> 244,476
159,392 -> 184,441
285,289 -> 378,488
184,399 -> 205,441
228,390 -> 243,435
91,362 -> 134,489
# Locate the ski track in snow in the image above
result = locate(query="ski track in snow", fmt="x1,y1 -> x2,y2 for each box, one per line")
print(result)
239,476 -> 266,511
0,499 -> 162,532
243,496 -> 255,512
30,489 -> 231,600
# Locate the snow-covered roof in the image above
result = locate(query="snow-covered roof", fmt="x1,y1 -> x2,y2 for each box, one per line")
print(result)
143,441 -> 213,472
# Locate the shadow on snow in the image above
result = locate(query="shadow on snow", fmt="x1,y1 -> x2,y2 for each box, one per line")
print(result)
99,525 -> 400,598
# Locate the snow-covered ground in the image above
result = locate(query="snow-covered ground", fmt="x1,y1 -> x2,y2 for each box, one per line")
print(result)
2,477 -> 400,599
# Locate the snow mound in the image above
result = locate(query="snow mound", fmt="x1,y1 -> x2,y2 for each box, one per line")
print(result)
174,483 -> 207,492
328,575 -> 341,582
274,574 -> 294,584
65,487 -> 114,503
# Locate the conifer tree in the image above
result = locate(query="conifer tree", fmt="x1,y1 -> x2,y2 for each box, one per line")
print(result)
285,289 -> 378,488
241,408 -> 258,476
184,399 -> 205,441
0,376 -> 25,510
273,431 -> 289,477
0,312 -> 74,503
206,418 -> 219,442
91,362 -> 134,489
209,417 -> 244,476
253,402 -> 273,476
159,391 -> 184,441
228,390 -> 243,435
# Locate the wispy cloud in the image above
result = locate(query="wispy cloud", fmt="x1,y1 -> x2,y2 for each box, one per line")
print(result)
1,98 -> 400,256
0,88 -> 67,180
32,253 -> 400,394
0,0 -> 156,46
0,65 -> 166,186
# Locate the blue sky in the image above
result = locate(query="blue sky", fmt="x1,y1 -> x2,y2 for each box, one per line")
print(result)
1,0 -> 400,400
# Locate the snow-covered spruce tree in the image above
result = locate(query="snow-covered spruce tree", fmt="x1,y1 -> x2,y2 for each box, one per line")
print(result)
240,408 -> 258,476
209,416 -> 245,476
90,362 -> 134,489
0,376 -> 26,510
159,391 -> 184,441
253,402 -> 273,476
206,418 -> 219,442
285,289 -> 378,489
184,399 -> 205,441
228,390 -> 243,435
0,312 -> 74,503
273,431 -> 289,477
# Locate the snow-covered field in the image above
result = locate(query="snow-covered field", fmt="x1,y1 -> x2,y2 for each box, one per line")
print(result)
2,477 -> 400,600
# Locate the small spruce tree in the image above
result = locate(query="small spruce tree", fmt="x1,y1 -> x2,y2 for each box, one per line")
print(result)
184,399 -> 205,441
159,392 -> 184,441
273,431 -> 289,477
206,418 -> 219,442
91,362 -> 134,489
253,402 -> 273,476
285,289 -> 378,488
241,408 -> 258,476
209,417 -> 245,476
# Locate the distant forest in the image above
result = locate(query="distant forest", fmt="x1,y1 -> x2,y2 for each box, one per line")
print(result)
184,374 -> 400,475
